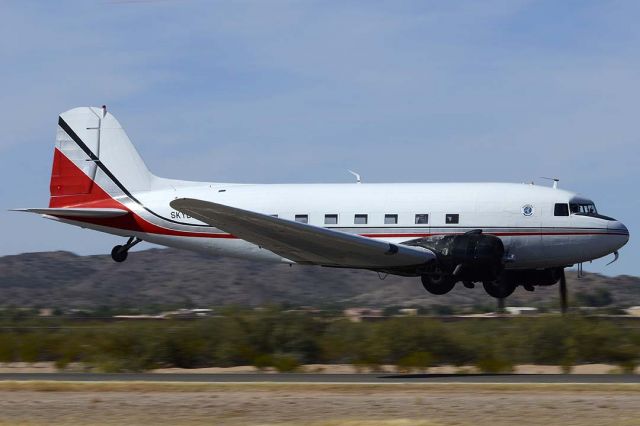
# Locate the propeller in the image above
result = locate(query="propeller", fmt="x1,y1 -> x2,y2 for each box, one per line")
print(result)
559,268 -> 568,314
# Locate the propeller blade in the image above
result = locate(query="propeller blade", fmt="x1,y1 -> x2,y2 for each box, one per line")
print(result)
606,251 -> 619,266
559,268 -> 568,314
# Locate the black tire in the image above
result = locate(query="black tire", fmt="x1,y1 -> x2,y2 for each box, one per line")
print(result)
111,245 -> 128,263
421,273 -> 456,295
482,276 -> 515,299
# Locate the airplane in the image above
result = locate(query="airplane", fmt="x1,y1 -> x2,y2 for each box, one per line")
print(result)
14,106 -> 630,309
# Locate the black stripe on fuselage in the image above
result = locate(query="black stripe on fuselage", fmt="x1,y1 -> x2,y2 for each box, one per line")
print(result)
58,116 -> 213,228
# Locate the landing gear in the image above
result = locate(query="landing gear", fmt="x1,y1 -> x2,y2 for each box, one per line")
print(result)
421,269 -> 456,295
111,245 -> 128,262
110,237 -> 142,263
482,274 -> 516,299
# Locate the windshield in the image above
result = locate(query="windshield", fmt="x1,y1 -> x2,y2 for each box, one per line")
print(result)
570,202 -> 597,215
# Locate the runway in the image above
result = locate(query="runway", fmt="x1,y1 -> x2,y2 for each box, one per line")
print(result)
0,373 -> 637,383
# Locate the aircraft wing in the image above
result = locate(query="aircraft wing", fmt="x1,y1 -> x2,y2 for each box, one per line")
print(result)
170,198 -> 435,268
12,208 -> 129,218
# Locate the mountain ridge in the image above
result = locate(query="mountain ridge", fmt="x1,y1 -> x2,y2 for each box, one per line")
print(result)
0,248 -> 638,309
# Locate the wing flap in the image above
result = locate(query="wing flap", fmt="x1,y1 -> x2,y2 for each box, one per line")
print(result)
12,208 -> 129,218
170,198 -> 434,268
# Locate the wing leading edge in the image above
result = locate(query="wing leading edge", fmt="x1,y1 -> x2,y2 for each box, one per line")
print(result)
170,198 -> 435,268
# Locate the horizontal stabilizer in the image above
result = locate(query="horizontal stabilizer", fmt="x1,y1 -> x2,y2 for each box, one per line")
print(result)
12,208 -> 129,218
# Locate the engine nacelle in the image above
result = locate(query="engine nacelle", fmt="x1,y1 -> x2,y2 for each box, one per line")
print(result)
408,230 -> 504,281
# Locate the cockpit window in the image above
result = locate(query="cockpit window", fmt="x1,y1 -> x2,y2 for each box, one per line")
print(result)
570,203 -> 597,215
554,203 -> 569,216
567,201 -> 614,220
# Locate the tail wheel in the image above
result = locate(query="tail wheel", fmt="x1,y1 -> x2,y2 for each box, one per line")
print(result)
421,270 -> 456,295
482,275 -> 516,299
111,245 -> 128,263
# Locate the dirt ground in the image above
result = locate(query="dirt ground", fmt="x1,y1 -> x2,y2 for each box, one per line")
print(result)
0,383 -> 638,426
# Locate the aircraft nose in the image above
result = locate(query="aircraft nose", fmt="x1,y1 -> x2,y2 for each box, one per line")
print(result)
607,220 -> 630,248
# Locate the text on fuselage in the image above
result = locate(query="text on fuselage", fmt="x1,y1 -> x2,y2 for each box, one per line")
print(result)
170,211 -> 192,219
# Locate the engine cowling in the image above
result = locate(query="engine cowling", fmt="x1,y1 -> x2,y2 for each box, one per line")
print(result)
408,230 -> 504,281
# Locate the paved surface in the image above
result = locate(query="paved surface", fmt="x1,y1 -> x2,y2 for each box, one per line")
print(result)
0,373 -> 638,383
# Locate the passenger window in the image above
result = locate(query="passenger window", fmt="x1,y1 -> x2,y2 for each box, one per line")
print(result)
324,214 -> 338,225
445,214 -> 459,224
384,214 -> 398,225
554,204 -> 569,216
354,214 -> 368,225
415,214 -> 429,224
295,214 -> 309,223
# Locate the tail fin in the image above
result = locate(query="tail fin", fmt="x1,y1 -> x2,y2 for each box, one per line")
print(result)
50,106 -> 153,208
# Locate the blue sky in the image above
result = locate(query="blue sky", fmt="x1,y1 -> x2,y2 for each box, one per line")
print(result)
0,0 -> 638,276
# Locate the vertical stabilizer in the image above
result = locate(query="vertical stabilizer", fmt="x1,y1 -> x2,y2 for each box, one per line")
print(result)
50,107 -> 154,207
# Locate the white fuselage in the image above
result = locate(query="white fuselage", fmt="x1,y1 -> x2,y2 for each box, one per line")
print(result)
64,180 -> 628,270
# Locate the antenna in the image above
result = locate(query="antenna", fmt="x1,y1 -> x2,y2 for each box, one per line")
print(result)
101,105 -> 107,118
348,170 -> 362,184
540,177 -> 559,189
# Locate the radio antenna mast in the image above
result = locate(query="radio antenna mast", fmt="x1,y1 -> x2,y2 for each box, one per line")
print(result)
540,177 -> 559,189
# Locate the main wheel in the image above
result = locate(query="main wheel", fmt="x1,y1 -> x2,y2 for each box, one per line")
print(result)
111,245 -> 128,263
482,275 -> 515,299
421,272 -> 456,295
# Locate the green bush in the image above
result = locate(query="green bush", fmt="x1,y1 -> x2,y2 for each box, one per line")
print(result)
271,354 -> 300,373
606,343 -> 638,374
475,356 -> 514,374
252,354 -> 274,371
396,351 -> 433,373
0,312 -> 638,373
0,334 -> 16,363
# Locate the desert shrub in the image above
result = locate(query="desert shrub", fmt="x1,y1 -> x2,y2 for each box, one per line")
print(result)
252,354 -> 273,371
16,333 -> 44,363
605,343 -> 639,374
271,354 -> 300,372
0,312 -> 638,373
475,355 -> 514,373
0,334 -> 16,363
396,351 -> 433,373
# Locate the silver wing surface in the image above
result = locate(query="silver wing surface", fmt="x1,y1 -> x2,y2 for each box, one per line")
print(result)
170,198 -> 435,268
